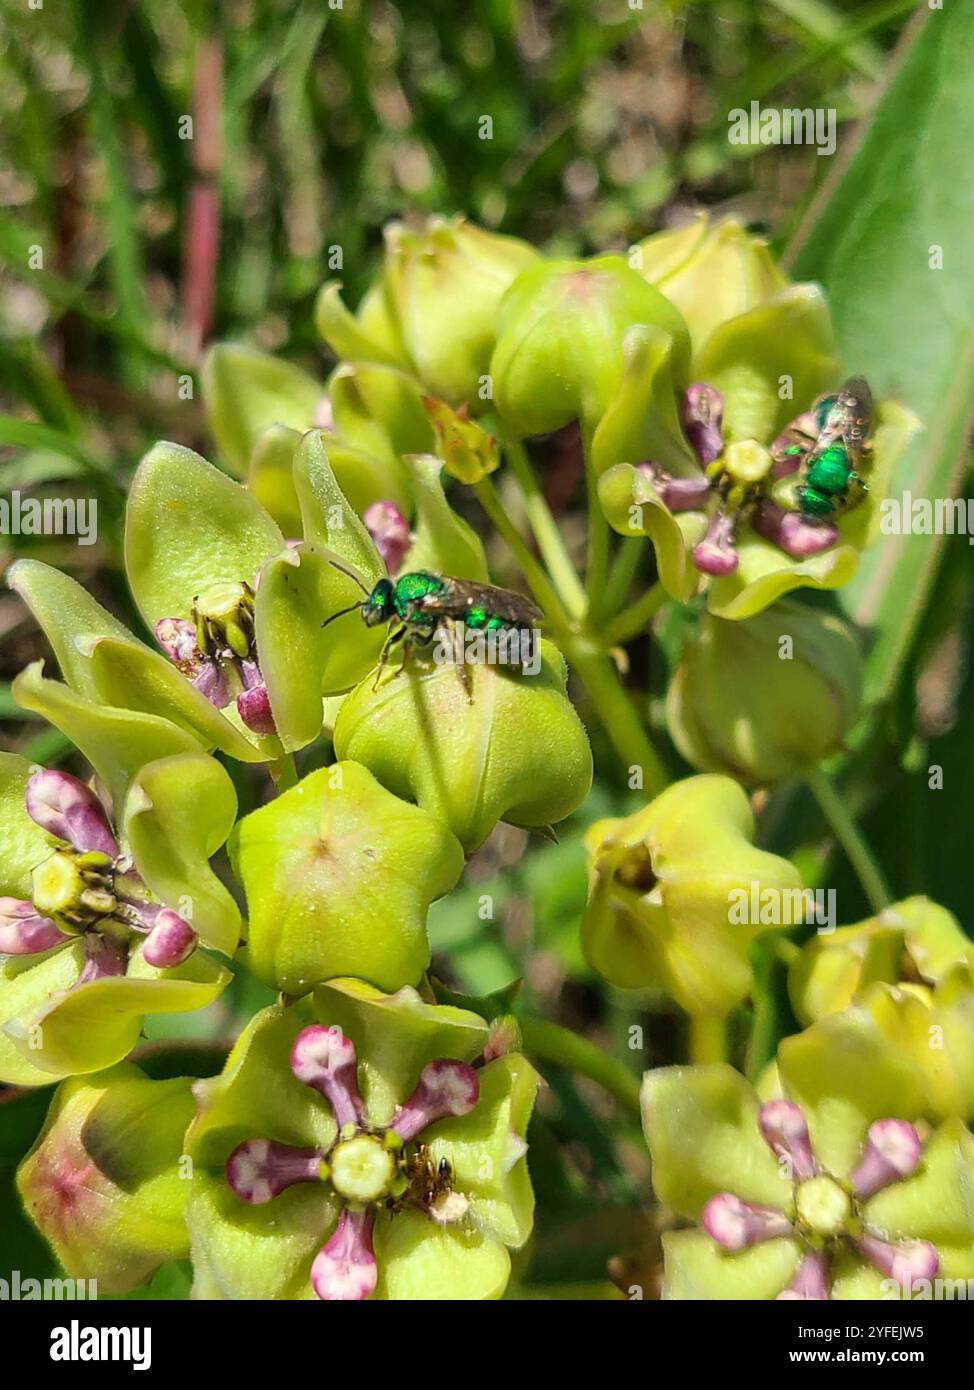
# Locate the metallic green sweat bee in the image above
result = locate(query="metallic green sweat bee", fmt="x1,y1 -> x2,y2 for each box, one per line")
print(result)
321,562 -> 544,698
774,376 -> 874,522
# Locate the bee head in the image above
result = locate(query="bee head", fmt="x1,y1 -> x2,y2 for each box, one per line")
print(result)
362,578 -> 395,626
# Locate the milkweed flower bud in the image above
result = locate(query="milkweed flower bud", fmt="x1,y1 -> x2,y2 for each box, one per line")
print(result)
491,255 -> 691,439
667,600 -> 863,784
582,775 -> 802,1015
17,1063 -> 195,1292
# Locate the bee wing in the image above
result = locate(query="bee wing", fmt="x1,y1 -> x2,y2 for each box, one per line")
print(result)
416,579 -> 544,626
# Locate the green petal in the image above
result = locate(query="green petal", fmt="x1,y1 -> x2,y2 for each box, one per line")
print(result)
12,661 -> 205,813
0,944 -> 80,1086
229,764 -> 464,995
315,281 -> 404,366
247,425 -> 304,537
292,428 -> 386,574
311,977 -> 487,1128
123,753 -> 241,956
641,1065 -> 786,1218
202,343 -> 324,477
778,1004 -> 926,1175
255,544 -> 384,745
788,922 -> 905,1025
16,1064 -> 195,1291
374,1209 -> 511,1301
7,559 -> 135,701
327,360 -> 431,477
186,1174 -> 335,1300
5,946 -> 230,1080
661,1228 -> 800,1301
864,1117 -> 974,1250
895,896 -> 973,983
695,285 -> 839,445
188,1003 -> 336,1167
591,325 -> 700,478
83,635 -> 268,762
401,454 -> 489,580
426,1053 -> 539,1248
124,441 -> 285,630
707,529 -> 860,621
597,463 -> 705,604
0,751 -> 54,898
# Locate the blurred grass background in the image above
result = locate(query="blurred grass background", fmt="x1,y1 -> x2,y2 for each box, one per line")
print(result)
0,0 -> 941,1296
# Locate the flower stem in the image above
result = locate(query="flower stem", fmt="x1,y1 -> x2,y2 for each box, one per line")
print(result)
689,1013 -> 728,1065
472,478 -> 568,622
602,582 -> 667,648
504,439 -> 587,620
474,477 -> 668,794
601,536 -> 646,616
269,753 -> 298,794
805,766 -> 891,913
519,1016 -> 641,1120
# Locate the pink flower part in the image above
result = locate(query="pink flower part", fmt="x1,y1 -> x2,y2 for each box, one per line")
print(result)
758,1100 -> 817,1181
637,465 -> 712,514
155,617 -> 199,665
777,1251 -> 830,1301
0,898 -> 68,955
26,770 -> 118,857
76,933 -> 128,984
226,1139 -> 323,1204
682,384 -> 725,465
701,1193 -> 793,1251
692,507 -> 739,575
192,659 -> 231,709
236,683 -> 276,735
310,1207 -> 377,1302
290,1025 -> 364,1129
751,497 -> 838,558
850,1120 -> 923,1199
391,1060 -> 480,1142
364,501 -> 411,576
142,909 -> 198,968
856,1235 -> 939,1287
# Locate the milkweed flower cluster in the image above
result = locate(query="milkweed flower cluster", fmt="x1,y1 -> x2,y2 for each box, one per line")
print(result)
6,212 -> 954,1306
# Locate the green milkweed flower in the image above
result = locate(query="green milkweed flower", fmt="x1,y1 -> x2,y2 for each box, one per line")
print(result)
317,215 -> 539,409
202,345 -> 430,532
666,600 -> 863,784
16,1062 -> 195,1292
185,979 -> 539,1300
581,774 -> 803,1016
789,895 -> 974,1026
0,752 -> 235,1084
594,219 -> 919,619
642,1020 -> 974,1299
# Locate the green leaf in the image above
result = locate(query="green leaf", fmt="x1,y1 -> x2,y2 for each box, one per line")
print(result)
788,2 -> 974,699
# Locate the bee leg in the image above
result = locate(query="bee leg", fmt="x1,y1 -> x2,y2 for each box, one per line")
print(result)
372,626 -> 408,691
456,653 -> 473,704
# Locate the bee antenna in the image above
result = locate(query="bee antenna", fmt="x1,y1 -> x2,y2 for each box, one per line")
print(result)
320,601 -> 363,630
327,559 -> 371,596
